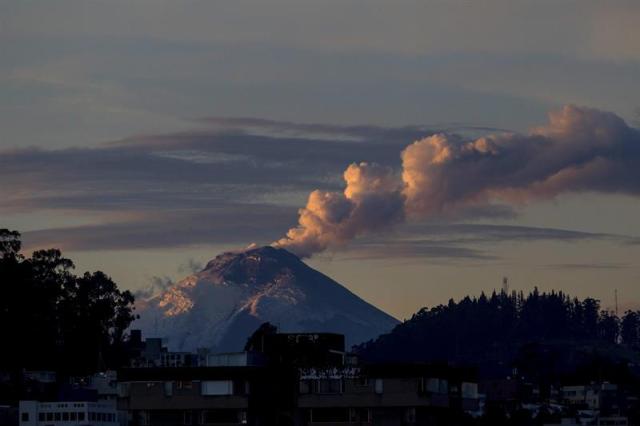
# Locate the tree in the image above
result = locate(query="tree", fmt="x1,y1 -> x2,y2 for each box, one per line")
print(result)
355,287 -> 629,376
58,271 -> 136,373
0,229 -> 137,375
0,229 -> 21,260
621,311 -> 639,347
582,298 -> 601,337
598,311 -> 620,344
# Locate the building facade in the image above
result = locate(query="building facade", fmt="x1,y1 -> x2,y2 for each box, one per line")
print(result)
19,400 -> 119,426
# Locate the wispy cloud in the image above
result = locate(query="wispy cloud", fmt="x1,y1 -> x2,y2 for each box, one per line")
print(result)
543,262 -> 630,270
336,223 -> 626,262
340,241 -> 495,262
20,205 -> 296,252
1,119 -> 429,251
4,111 -> 639,258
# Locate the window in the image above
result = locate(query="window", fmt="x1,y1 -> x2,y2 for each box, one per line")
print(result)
318,378 -> 342,394
201,410 -> 239,424
201,380 -> 233,396
78,412 -> 85,421
375,378 -> 384,394
350,408 -> 371,423
404,407 -> 416,423
63,412 -> 69,421
47,412 -> 53,421
310,408 -> 350,423
364,409 -> 372,423
71,412 -> 77,421
299,379 -> 313,394
232,379 -> 247,396
21,413 -> 29,422
39,412 -> 45,421
164,381 -> 174,396
55,412 -> 61,421
177,381 -> 193,390
356,376 -> 369,387
118,383 -> 130,397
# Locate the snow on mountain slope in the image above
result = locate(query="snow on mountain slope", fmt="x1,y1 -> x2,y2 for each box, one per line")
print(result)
135,246 -> 399,352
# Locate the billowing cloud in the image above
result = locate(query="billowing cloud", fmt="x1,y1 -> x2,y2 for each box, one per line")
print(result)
273,163 -> 404,257
275,105 -> 640,256
403,105 -> 640,214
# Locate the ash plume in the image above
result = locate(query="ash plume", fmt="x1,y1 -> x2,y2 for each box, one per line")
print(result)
274,105 -> 640,257
272,162 -> 404,257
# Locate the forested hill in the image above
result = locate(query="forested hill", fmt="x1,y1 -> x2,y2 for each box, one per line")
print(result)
355,289 -> 640,380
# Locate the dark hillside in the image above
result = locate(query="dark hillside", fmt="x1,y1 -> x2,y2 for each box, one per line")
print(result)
355,289 -> 640,381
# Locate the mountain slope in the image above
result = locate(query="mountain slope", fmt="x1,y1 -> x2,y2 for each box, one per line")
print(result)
135,246 -> 398,351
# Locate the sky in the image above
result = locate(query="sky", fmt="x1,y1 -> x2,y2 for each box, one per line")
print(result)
2,0 -> 640,320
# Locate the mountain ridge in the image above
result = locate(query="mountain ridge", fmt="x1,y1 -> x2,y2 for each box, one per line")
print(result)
135,246 -> 399,351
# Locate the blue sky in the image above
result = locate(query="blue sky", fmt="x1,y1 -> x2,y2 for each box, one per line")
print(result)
2,1 -> 640,319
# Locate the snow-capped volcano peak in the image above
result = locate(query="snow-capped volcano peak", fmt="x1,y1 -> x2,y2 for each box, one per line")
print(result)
136,246 -> 399,352
201,245 -> 304,286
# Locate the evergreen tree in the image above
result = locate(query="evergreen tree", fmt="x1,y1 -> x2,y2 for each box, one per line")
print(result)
621,311 -> 640,347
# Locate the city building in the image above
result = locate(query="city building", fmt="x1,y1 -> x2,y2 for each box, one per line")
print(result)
128,330 -> 198,368
19,400 -> 119,426
116,331 -> 480,426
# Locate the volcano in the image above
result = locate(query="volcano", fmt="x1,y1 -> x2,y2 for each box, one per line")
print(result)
135,246 -> 399,351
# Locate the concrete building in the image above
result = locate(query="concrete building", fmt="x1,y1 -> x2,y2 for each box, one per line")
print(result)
19,400 -> 119,426
117,364 -> 294,425
561,383 -> 623,414
296,364 -> 478,426
128,331 -> 198,368
116,332 -> 480,426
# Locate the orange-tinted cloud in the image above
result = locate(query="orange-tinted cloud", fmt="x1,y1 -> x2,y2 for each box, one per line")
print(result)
275,105 -> 640,257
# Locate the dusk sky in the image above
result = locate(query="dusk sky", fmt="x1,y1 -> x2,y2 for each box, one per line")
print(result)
2,0 -> 640,320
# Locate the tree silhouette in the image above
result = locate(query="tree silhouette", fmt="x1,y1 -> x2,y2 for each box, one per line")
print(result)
0,229 -> 136,375
355,287 -> 637,381
621,311 -> 640,348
